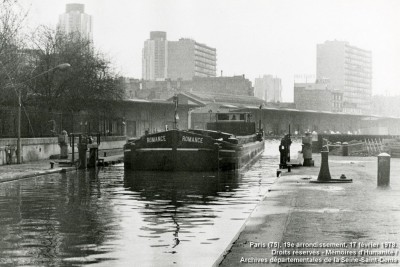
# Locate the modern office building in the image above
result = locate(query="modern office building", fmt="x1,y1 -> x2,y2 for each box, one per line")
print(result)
142,32 -> 216,81
168,38 -> 216,80
254,75 -> 282,102
58,3 -> 93,40
317,40 -> 372,114
142,31 -> 168,81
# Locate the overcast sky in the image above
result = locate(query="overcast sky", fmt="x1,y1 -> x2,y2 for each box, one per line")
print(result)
19,0 -> 400,101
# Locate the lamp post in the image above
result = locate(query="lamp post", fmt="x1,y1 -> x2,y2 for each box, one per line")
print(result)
173,95 -> 178,129
15,63 -> 71,164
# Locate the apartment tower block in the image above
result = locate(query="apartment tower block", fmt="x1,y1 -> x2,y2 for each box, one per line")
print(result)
317,40 -> 372,114
58,3 -> 93,40
142,32 -> 216,81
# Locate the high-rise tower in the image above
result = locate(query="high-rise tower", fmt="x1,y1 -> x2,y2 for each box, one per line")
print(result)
58,3 -> 93,41
142,31 -> 168,81
317,40 -> 372,114
168,38 -> 216,80
254,75 -> 282,102
142,32 -> 217,81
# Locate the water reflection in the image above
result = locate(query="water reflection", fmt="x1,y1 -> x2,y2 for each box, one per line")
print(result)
0,141 -> 288,266
123,171 -> 240,247
124,170 -> 240,203
0,170 -> 120,266
115,168 -> 270,267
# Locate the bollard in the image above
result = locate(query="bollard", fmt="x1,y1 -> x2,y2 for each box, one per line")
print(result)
302,133 -> 313,166
377,153 -> 390,187
317,151 -> 332,181
342,142 -> 349,156
88,144 -> 99,168
78,142 -> 87,169
279,134 -> 292,169
310,149 -> 352,183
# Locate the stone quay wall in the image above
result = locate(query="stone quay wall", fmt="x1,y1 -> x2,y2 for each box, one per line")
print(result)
0,136 -> 126,165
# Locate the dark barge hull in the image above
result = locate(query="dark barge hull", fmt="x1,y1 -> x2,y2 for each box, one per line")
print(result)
124,129 -> 264,171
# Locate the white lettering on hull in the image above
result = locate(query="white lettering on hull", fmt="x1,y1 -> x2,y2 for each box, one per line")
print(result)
146,136 -> 166,143
182,136 -> 203,143
137,148 -> 173,151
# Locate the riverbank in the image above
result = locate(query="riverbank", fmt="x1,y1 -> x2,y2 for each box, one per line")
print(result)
0,160 -> 75,183
0,152 -> 123,183
217,154 -> 400,266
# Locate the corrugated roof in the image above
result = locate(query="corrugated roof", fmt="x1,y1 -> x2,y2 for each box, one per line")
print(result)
233,106 -> 400,119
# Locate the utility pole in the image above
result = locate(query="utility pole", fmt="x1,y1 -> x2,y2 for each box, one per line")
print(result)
15,63 -> 71,164
17,89 -> 21,163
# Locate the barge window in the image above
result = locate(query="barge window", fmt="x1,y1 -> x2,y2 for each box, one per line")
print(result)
217,114 -> 229,120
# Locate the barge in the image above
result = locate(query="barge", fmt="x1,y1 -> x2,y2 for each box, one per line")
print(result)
124,112 -> 264,171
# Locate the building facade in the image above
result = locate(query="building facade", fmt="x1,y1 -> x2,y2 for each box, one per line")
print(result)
294,81 -> 343,112
142,32 -> 216,81
317,40 -> 372,114
371,95 -> 400,117
168,38 -> 216,80
58,3 -> 93,40
184,75 -> 253,96
142,31 -> 168,81
254,75 -> 282,102
121,75 -> 253,100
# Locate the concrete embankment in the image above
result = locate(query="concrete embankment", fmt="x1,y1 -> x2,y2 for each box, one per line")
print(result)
0,136 -> 125,165
0,161 -> 75,183
217,154 -> 400,267
0,154 -> 123,183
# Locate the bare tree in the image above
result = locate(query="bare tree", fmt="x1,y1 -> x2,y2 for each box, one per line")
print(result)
0,0 -> 30,105
0,4 -> 124,136
28,27 -> 124,114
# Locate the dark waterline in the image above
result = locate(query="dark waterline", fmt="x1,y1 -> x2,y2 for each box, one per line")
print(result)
0,141 -> 301,266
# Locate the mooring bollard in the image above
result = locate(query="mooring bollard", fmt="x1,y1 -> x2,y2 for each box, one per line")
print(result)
78,139 -> 88,170
317,150 -> 332,181
377,153 -> 390,187
310,148 -> 352,183
302,132 -> 314,166
342,142 -> 349,156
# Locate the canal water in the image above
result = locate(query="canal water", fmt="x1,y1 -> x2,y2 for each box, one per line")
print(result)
0,141 -> 301,266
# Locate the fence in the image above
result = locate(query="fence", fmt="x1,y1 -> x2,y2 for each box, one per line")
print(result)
316,134 -> 400,152
322,137 -> 400,157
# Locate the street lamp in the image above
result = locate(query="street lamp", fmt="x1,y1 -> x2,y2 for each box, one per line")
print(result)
173,94 -> 179,129
15,63 -> 71,164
